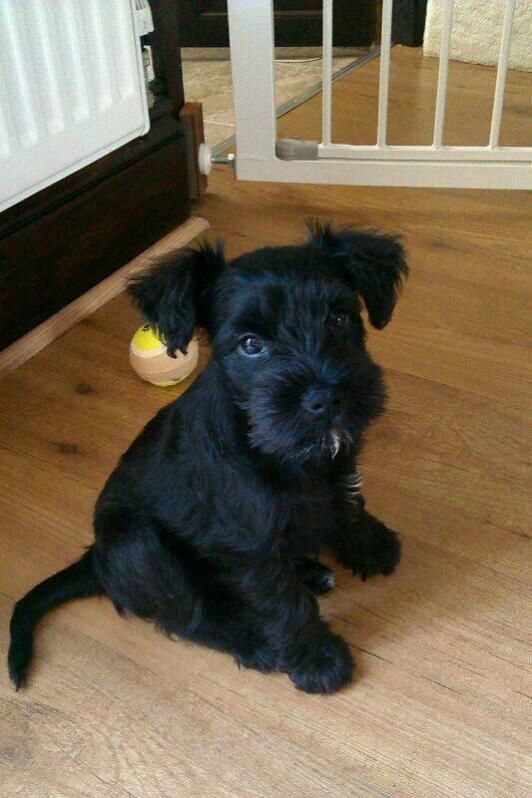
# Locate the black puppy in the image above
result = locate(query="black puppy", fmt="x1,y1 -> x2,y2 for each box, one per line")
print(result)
9,223 -> 408,694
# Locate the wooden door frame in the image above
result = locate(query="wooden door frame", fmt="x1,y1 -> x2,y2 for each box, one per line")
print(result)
177,0 -> 378,48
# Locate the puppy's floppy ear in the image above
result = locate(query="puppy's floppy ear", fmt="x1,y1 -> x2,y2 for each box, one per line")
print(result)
308,221 -> 408,329
128,241 -> 226,356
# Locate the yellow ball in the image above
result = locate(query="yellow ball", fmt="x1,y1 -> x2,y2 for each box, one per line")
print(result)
129,325 -> 199,387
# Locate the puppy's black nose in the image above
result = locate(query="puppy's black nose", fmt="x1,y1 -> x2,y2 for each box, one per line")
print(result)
302,386 -> 343,419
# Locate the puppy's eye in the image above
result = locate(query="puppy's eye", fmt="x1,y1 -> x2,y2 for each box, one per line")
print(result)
329,311 -> 351,329
238,336 -> 267,357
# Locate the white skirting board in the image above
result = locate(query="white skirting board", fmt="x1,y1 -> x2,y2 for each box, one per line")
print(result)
424,0 -> 532,72
0,217 -> 210,374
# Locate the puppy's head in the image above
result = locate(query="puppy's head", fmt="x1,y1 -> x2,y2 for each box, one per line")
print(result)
129,223 -> 408,463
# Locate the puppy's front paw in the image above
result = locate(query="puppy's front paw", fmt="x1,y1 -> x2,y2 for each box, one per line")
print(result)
335,516 -> 401,581
287,630 -> 354,694
295,557 -> 336,595
352,520 -> 401,581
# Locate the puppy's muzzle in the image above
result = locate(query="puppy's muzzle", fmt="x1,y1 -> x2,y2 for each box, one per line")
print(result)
301,385 -> 345,424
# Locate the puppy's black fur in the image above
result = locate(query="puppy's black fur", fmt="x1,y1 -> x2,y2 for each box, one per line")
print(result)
9,223 -> 408,694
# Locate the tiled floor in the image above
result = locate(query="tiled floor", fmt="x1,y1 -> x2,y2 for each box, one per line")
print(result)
182,50 -> 366,151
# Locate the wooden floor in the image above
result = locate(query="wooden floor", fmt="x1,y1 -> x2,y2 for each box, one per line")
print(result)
1,48 -> 531,798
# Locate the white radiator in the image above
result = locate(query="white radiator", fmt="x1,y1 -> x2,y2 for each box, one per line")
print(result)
0,0 -> 150,213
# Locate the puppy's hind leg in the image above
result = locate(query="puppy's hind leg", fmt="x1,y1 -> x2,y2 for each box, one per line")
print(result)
94,510 -> 277,673
159,568 -> 278,674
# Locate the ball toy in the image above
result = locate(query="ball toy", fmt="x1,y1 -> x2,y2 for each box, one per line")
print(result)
129,324 -> 199,387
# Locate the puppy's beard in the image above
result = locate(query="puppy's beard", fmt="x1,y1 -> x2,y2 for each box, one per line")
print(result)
330,429 -> 341,459
261,426 -> 351,466
327,427 -> 354,459
303,427 -> 351,462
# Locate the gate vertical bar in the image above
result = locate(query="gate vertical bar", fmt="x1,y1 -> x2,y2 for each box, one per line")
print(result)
376,0 -> 393,147
227,0 -> 277,164
489,0 -> 515,148
321,0 -> 333,146
433,0 -> 454,148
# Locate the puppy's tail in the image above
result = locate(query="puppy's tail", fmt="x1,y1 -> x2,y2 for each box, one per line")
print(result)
8,548 -> 102,690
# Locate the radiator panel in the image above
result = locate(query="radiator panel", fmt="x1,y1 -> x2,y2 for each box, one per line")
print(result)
0,0 -> 149,212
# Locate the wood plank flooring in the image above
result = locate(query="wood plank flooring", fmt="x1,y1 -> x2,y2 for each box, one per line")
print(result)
0,47 -> 530,798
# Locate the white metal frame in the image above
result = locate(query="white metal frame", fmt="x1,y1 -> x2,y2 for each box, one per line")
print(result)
227,0 -> 531,189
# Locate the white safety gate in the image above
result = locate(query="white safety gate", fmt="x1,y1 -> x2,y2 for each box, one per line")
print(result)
227,0 -> 531,189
